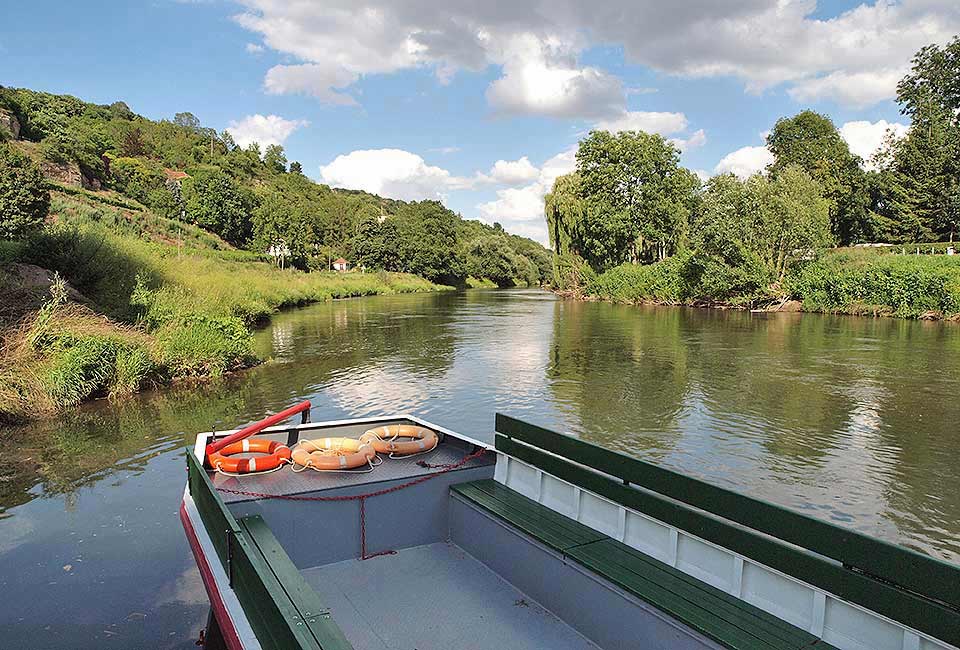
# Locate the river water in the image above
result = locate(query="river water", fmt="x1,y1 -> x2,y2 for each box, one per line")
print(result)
1,289 -> 958,649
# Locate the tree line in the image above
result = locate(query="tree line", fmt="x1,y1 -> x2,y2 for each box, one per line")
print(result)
546,37 -> 960,294
0,88 -> 550,287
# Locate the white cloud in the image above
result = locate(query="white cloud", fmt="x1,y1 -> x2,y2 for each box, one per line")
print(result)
230,1 -> 960,110
839,119 -> 909,169
477,147 -> 577,245
245,42 -> 265,54
670,128 -> 707,152
225,114 -> 308,149
429,146 -> 461,155
594,110 -> 688,135
788,68 -> 907,109
263,64 -> 358,105
318,149 -> 470,201
478,156 -> 540,185
485,33 -> 624,119
714,145 -> 774,179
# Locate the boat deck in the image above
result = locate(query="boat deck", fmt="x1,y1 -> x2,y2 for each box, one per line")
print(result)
300,542 -> 599,650
212,426 -> 493,504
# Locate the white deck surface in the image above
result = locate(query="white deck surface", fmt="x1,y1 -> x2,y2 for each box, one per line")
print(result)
300,542 -> 600,650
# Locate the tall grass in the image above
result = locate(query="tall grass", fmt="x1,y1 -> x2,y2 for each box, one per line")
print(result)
1,197 -> 450,421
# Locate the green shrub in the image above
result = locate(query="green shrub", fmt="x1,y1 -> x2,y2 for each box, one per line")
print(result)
788,252 -> 960,317
157,315 -> 255,377
0,143 -> 50,239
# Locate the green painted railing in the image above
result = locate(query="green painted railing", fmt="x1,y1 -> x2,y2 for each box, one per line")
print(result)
495,414 -> 960,647
186,451 -> 353,650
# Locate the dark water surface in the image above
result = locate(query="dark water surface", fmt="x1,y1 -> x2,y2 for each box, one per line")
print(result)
1,289 -> 958,649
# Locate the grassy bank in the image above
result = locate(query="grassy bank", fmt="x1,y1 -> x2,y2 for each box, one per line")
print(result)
581,248 -> 960,320
0,193 -> 450,424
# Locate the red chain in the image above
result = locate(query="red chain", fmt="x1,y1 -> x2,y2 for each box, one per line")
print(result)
217,448 -> 487,560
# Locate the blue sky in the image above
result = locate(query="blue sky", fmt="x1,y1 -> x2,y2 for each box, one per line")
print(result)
2,1 -> 957,243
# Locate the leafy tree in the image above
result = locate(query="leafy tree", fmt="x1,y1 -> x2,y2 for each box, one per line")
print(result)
545,173 -> 585,257
576,130 -> 698,268
396,201 -> 463,283
182,169 -> 252,245
289,161 -> 303,175
264,144 -> 287,174
173,112 -> 201,132
0,144 -> 50,239
873,37 -> 960,242
766,111 -> 869,244
692,166 -> 831,291
251,189 -> 311,268
465,236 -> 524,286
354,215 -> 400,271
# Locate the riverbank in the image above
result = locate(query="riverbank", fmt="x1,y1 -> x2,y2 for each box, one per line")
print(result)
573,248 -> 960,320
0,197 -> 450,424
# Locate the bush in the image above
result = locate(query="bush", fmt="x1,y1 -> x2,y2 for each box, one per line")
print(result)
0,143 -> 50,239
788,252 -> 960,318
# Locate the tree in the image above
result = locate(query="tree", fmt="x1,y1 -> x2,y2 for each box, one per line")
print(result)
264,144 -> 287,173
251,189 -> 311,268
182,170 -> 252,245
173,112 -> 201,132
465,236 -> 524,286
576,130 -> 698,268
767,111 -> 869,244
545,173 -> 585,257
692,166 -> 831,291
875,37 -> 960,242
0,144 -> 50,239
289,161 -> 303,175
395,201 -> 463,282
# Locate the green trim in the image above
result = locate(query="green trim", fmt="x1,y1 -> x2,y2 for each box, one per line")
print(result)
240,517 -> 353,650
454,478 -> 836,650
185,451 -> 354,650
494,425 -> 960,647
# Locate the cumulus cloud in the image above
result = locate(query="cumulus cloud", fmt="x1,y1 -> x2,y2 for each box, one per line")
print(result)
245,42 -> 265,54
593,110 -> 688,135
230,0 -> 960,111
318,149 -> 470,201
478,156 -> 540,185
477,147 -> 577,244
713,145 -> 774,179
670,128 -> 707,152
485,34 -> 624,118
225,114 -> 308,149
839,119 -> 909,169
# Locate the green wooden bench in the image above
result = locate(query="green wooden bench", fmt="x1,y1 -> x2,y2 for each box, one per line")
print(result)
238,516 -> 353,650
452,478 -> 834,650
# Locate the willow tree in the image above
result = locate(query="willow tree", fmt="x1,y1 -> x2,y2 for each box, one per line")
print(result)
544,172 -> 584,256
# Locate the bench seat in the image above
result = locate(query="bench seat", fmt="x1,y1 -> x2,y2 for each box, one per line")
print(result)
451,479 -> 838,650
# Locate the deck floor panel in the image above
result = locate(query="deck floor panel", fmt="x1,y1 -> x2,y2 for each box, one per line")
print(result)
300,542 -> 600,650
214,437 -> 493,503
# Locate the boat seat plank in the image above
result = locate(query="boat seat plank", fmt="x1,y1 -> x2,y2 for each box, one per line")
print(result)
452,479 -> 839,650
571,541 -> 827,650
451,479 -> 605,551
240,515 -> 354,650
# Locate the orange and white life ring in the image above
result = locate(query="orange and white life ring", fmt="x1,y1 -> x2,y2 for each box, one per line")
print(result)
207,438 -> 291,473
292,438 -> 377,470
360,425 -> 439,456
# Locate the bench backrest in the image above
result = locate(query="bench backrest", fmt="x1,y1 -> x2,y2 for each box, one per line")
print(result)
494,414 -> 960,648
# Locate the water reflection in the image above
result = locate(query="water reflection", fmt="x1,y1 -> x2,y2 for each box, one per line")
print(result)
1,289 -> 958,649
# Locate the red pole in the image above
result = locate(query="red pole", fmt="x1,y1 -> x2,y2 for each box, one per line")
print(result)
206,400 -> 311,456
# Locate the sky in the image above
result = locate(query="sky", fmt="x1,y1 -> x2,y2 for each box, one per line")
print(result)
1,1 -> 958,244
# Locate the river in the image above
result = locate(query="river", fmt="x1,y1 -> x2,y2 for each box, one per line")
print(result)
1,288 -> 958,649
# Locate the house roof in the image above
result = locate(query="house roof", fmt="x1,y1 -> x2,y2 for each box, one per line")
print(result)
334,258 -> 348,264
163,169 -> 190,181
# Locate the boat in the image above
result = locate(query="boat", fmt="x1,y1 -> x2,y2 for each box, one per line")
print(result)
180,402 -> 960,650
